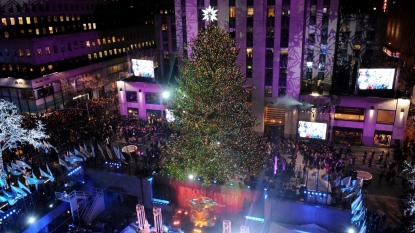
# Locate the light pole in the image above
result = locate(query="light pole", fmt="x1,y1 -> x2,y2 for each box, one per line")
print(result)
161,91 -> 170,126
71,76 -> 83,94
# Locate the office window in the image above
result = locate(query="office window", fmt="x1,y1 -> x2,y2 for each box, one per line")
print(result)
103,38 -> 106,44
77,15 -> 80,21
35,28 -> 40,35
265,86 -> 272,97
18,17 -> 23,25
37,48 -> 42,56
1,18 -> 6,26
71,15 -> 75,21
93,53 -> 97,59
334,107 -> 365,121
10,18 -> 15,25
11,49 -> 16,56
61,26 -> 65,32
247,7 -> 254,17
112,36 -> 116,43
80,41 -> 84,48
86,41 -> 90,47
92,23 -> 96,29
53,46 -> 58,53
19,49 -> 24,57
230,7 -> 236,17
33,17 -> 38,24
47,16 -> 51,22
20,30 -> 25,35
246,48 -> 253,58
4,32 -> 9,38
60,44 -> 65,52
25,17 -> 31,24
74,42 -> 78,50
26,49 -> 31,57
97,39 -> 101,45
91,40 -> 96,46
88,23 -> 91,30
60,15 -> 64,22
48,64 -> 53,70
377,110 -> 395,124
99,52 -> 102,58
83,24 -> 87,30
40,66 -> 45,72
104,50 -> 107,56
49,27 -> 53,34
28,29 -> 32,35
88,54 -> 92,60
42,28 -> 47,34
67,43 -> 72,51
126,91 -> 138,102
66,15 -> 70,22
114,48 -> 117,54
53,16 -> 58,22
45,46 -> 50,55
161,24 -> 168,30
109,50 -> 113,55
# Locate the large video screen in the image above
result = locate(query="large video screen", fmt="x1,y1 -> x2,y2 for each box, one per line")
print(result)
298,121 -> 327,140
132,59 -> 154,78
357,68 -> 395,90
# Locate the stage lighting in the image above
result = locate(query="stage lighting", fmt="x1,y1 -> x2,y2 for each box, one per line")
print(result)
28,217 -> 35,224
348,229 -> 355,233
188,174 -> 194,180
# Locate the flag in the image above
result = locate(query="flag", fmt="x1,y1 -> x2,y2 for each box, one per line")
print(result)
322,174 -> 329,181
352,178 -> 362,187
352,195 -> 362,211
106,146 -> 114,160
341,176 -> 351,186
43,140 -> 49,149
3,191 -> 15,198
11,185 -> 27,197
59,158 -> 69,170
359,224 -> 366,233
39,167 -> 54,183
345,191 -> 357,199
0,177 -> 7,188
15,160 -> 32,169
333,176 -> 341,187
90,142 -> 96,158
97,144 -> 105,158
79,145 -> 92,158
18,180 -> 31,194
10,163 -> 23,172
113,146 -> 120,160
118,147 -> 125,160
46,164 -> 52,175
74,148 -> 86,160
48,142 -> 58,153
352,210 -> 365,223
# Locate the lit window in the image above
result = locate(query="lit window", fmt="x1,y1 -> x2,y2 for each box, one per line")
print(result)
104,50 -> 107,56
88,23 -> 91,30
97,39 -> 101,45
93,53 -> 97,59
71,15 -> 75,21
42,28 -> 47,34
34,17 -> 38,23
66,15 -> 70,21
28,29 -> 32,35
122,48 -> 125,52
88,54 -> 92,60
19,49 -> 24,57
92,23 -> 96,29
107,37 -> 111,44
99,52 -> 102,58
118,48 -> 121,53
247,7 -> 254,17
246,48 -> 253,58
9,64 -> 13,71
114,48 -> 117,54
10,18 -> 15,25
83,24 -> 87,30
152,40 -> 155,45
77,15 -> 80,20
45,47 -> 50,55
161,24 -> 168,30
26,49 -> 31,57
40,66 -> 45,72
18,17 -> 23,25
47,16 -> 51,22
49,27 -> 53,34
54,16 -> 58,22
35,28 -> 40,35
103,38 -> 106,44
20,30 -> 25,35
91,40 -> 96,46
109,50 -> 113,55
60,15 -> 64,22
26,17 -> 31,24
122,37 -> 125,41
267,7 -> 275,17
48,64 -> 53,70
230,7 -> 236,17
4,32 -> 9,38
86,41 -> 90,47
61,26 -> 65,32
112,36 -> 116,43
37,48 -> 42,56
265,86 -> 273,97
1,18 -> 6,26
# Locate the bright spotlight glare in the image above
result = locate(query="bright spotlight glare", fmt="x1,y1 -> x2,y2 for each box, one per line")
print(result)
188,174 -> 194,180
49,204 -> 53,208
28,217 -> 35,224
348,229 -> 355,233
162,91 -> 170,99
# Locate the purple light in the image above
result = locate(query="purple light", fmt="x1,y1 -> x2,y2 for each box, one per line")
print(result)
274,156 -> 278,174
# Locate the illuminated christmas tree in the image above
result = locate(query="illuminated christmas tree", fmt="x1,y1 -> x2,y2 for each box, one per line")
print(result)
161,25 -> 266,185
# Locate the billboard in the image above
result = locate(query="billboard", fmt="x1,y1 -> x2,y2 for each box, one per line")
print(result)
132,59 -> 154,78
357,68 -> 395,90
298,121 -> 327,140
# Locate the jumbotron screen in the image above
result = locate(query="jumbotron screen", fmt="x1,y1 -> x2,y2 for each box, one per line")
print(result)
357,68 -> 395,90
132,59 -> 154,78
298,121 -> 327,140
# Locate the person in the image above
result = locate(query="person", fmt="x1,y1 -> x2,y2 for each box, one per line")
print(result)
381,212 -> 387,226
379,151 -> 384,163
362,151 -> 367,165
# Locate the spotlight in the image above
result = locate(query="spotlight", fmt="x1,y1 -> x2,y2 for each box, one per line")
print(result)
28,217 -> 35,224
49,204 -> 53,208
213,180 -> 217,184
348,229 -> 355,233
247,186 -> 250,189
188,174 -> 194,180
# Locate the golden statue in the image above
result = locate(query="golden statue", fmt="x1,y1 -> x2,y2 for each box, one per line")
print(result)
188,196 -> 223,227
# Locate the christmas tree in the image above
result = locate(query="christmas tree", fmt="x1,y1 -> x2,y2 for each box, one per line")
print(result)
161,25 -> 266,185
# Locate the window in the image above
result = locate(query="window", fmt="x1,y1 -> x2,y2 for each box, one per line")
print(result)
26,17 -> 31,24
97,39 -> 101,45
86,41 -> 90,47
54,16 -> 58,22
28,29 -> 32,35
11,49 -> 16,56
49,27 -> 53,34
334,107 -> 365,121
92,23 -> 96,29
93,53 -> 97,59
19,49 -> 24,57
103,38 -> 106,44
126,91 -> 138,102
145,92 -> 161,104
53,45 -> 58,53
66,15 -> 70,22
246,48 -> 253,58
67,43 -> 72,51
91,40 -> 96,46
83,23 -> 87,30
80,41 -> 84,48
74,42 -> 78,50
377,110 -> 395,124
88,54 -> 92,60
104,50 -> 107,56
4,32 -> 9,38
99,52 -> 102,58
247,7 -> 254,17
60,44 -> 65,52
1,18 -> 6,26
112,36 -> 116,43
88,23 -> 91,30
42,28 -> 47,34
45,47 -> 50,55
10,18 -> 15,25
37,48 -> 42,56
33,17 -> 38,23
48,64 -> 53,70
267,7 -> 275,17
230,7 -> 236,17
26,49 -> 31,57
161,24 -> 168,30
40,66 -> 45,72
373,131 -> 392,146
109,50 -> 113,55
265,86 -> 272,97
20,30 -> 25,35
35,28 -> 40,35
18,17 -> 23,25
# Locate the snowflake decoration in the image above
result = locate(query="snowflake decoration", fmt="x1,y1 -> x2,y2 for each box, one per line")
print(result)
202,5 -> 218,22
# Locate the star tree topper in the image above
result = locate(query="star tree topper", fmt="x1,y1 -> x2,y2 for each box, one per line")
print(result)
202,5 -> 218,22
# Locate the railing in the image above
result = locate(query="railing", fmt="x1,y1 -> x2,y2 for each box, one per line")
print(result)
83,188 -> 104,224
54,190 -> 91,202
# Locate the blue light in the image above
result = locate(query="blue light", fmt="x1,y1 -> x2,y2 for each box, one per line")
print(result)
264,194 -> 268,199
13,210 -> 15,212
213,181 -> 216,184
230,183 -> 233,186
319,193 -> 322,196
245,216 -> 265,223
152,198 -> 170,205
197,178 -> 200,181
304,191 -> 307,194
264,188 -> 267,191
3,217 -> 5,219
323,193 -> 326,196
247,186 -> 250,189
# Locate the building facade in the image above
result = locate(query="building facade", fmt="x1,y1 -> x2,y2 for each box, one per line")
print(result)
173,0 -> 409,146
0,0 -> 169,116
